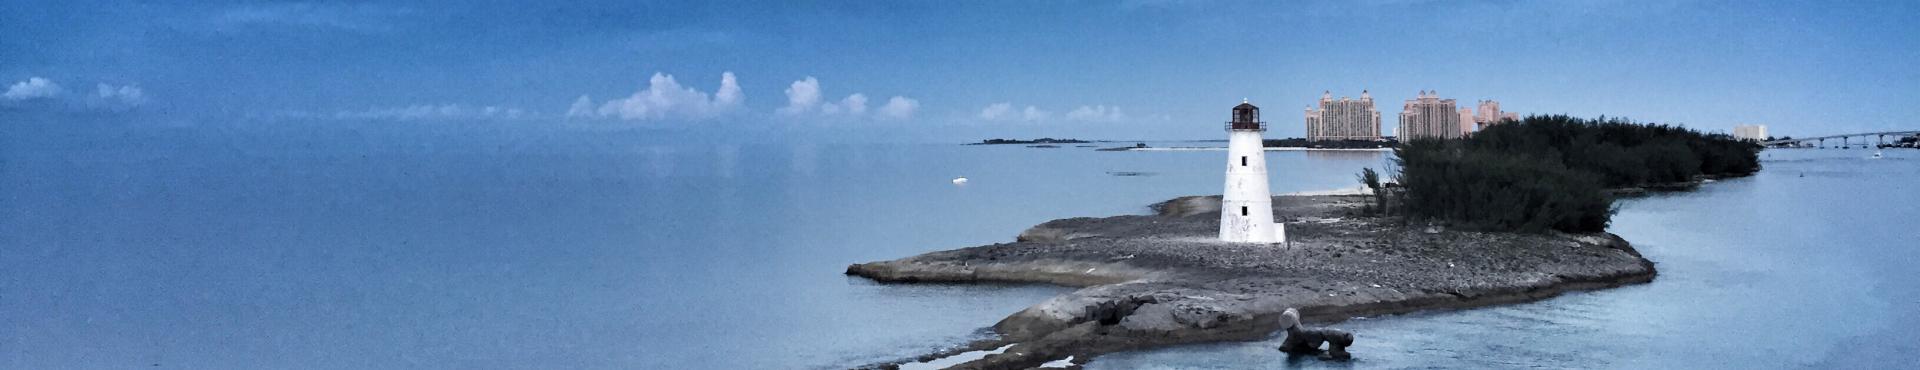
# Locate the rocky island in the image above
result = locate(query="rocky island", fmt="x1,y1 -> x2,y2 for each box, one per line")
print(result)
853,114 -> 1756,369
847,194 -> 1656,369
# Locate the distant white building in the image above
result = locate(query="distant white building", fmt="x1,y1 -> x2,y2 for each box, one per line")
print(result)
1733,124 -> 1769,142
1221,100 -> 1284,243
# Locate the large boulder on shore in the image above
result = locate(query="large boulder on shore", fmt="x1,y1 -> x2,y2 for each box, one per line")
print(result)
1276,308 -> 1354,360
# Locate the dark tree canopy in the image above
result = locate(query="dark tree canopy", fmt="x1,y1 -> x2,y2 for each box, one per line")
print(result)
1394,115 -> 1761,233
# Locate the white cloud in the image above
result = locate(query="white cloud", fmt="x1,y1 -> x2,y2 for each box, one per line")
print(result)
91,83 -> 147,108
819,93 -> 869,116
714,72 -> 742,107
1022,106 -> 1051,121
878,96 -> 919,120
569,71 -> 743,121
978,102 -> 1013,120
1066,105 -> 1125,122
334,104 -> 528,121
978,102 -> 1129,123
779,76 -> 913,121
777,77 -> 823,115
3,77 -> 154,113
479,106 -> 522,118
4,77 -> 62,100
980,103 -> 1058,122
839,93 -> 868,115
566,95 -> 594,117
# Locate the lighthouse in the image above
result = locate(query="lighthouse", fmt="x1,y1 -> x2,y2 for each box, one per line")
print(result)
1220,99 -> 1284,243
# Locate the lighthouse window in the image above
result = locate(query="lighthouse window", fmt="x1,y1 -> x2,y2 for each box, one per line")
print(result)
1241,206 -> 1248,216
1241,156 -> 1248,166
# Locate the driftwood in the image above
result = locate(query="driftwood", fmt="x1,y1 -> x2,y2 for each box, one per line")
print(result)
1275,308 -> 1354,360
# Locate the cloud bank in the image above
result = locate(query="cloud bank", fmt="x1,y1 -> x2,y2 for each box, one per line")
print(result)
977,103 -> 1125,123
246,103 -> 535,121
978,102 -> 1014,120
877,96 -> 919,120
3,77 -> 148,112
242,72 -> 925,124
334,104 -> 528,121
778,76 -> 917,120
1066,105 -> 1125,122
90,83 -> 148,110
777,77 -> 824,115
1023,106 -> 1052,121
567,72 -> 742,121
3,77 -> 62,100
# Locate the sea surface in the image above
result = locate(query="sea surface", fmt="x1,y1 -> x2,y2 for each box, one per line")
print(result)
3,123 -> 1913,369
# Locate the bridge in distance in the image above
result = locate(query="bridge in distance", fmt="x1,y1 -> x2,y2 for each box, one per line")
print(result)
1760,130 -> 1920,148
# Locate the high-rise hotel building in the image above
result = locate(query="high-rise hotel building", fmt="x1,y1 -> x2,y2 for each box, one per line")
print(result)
1303,91 -> 1383,141
1459,108 -> 1476,136
1473,100 -> 1519,131
1399,90 -> 1465,140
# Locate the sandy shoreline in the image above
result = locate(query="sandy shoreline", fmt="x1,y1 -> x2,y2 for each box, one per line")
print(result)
846,194 -> 1655,369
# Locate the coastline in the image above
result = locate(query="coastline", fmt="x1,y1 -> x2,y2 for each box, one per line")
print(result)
846,194 -> 1656,369
1606,173 -> 1745,197
1123,147 -> 1394,152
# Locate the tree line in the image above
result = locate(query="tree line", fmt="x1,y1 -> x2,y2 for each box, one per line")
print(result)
1366,115 -> 1761,233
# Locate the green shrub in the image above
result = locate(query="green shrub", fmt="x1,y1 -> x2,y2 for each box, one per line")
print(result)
1463,115 -> 1760,186
1638,139 -> 1700,184
1396,140 -> 1613,233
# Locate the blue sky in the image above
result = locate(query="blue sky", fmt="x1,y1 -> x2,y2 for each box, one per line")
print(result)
4,0 -> 1916,141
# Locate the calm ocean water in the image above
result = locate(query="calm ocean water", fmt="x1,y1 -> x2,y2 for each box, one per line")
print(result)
3,123 -> 1913,369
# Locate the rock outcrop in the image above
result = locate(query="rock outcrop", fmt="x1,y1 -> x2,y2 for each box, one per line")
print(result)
1275,308 -> 1354,360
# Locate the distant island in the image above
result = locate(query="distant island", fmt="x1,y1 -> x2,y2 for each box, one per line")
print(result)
968,138 -> 1092,145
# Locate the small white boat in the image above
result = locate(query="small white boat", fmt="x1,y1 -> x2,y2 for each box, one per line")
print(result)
952,177 -> 969,185
1872,151 -> 1884,159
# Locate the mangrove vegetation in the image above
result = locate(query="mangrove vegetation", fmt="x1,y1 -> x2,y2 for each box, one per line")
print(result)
1384,115 -> 1762,233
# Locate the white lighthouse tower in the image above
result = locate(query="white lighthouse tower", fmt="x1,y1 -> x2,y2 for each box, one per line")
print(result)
1220,99 -> 1284,243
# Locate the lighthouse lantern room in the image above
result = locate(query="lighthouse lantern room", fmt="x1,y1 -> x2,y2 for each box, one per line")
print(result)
1220,99 -> 1285,243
